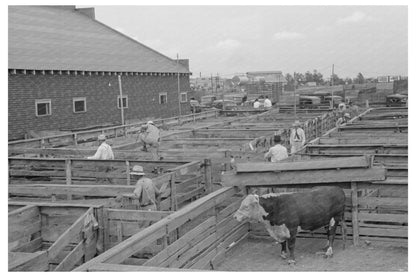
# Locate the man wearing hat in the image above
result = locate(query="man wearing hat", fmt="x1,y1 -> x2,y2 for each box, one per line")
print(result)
137,121 -> 161,160
130,165 -> 160,211
88,134 -> 114,160
88,134 -> 114,183
289,120 -> 306,154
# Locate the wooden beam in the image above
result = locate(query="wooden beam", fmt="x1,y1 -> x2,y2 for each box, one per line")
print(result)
106,209 -> 171,221
222,167 -> 386,187
48,207 -> 93,260
54,240 -> 84,271
9,251 -> 48,271
351,182 -> 359,246
8,200 -> 105,209
9,184 -> 135,197
73,187 -> 237,271
204,159 -> 213,193
235,156 -> 371,173
86,262 -> 199,271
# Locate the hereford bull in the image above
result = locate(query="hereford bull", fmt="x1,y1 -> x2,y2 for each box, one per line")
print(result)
233,186 -> 346,264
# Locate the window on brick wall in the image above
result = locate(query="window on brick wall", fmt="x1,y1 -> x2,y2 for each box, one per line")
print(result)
180,92 -> 187,103
159,93 -> 167,104
35,99 -> 51,116
117,95 -> 128,109
73,97 -> 87,113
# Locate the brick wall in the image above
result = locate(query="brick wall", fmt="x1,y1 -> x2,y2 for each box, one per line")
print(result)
8,73 -> 191,140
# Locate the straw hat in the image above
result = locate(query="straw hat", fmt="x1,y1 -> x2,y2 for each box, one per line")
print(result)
97,134 -> 106,141
130,165 -> 145,175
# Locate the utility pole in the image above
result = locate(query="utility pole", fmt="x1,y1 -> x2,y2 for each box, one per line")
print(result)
215,73 -> 218,95
118,75 -> 125,125
293,71 -> 297,118
210,73 -> 214,93
331,64 -> 334,109
177,54 -> 182,116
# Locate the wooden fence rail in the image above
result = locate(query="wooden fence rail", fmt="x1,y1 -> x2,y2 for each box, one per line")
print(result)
9,110 -> 219,149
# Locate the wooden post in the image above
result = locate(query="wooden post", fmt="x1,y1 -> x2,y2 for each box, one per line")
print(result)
65,159 -> 72,185
116,221 -> 123,243
103,208 -> 110,251
65,159 -> 72,200
126,161 -> 131,186
204,159 -> 213,194
95,207 -> 105,255
73,134 -> 78,146
351,181 -> 359,246
170,173 -> 177,211
41,138 -> 45,149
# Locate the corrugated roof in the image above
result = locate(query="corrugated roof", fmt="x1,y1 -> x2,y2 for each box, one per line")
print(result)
8,6 -> 190,73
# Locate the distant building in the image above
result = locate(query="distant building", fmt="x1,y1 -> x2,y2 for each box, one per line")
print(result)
377,75 -> 406,83
8,6 -> 192,140
232,71 -> 287,103
246,71 -> 287,84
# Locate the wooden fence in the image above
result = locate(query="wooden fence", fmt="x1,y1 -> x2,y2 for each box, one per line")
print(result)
9,202 -> 101,271
8,201 -> 179,271
8,110 -> 220,149
221,156 -> 392,245
291,107 -> 408,244
74,187 -> 247,271
9,158 -> 212,212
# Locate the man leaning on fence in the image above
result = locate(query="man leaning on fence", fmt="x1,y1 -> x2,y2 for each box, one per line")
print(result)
87,134 -> 114,184
130,165 -> 160,211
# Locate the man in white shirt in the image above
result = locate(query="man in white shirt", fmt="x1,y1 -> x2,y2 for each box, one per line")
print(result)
88,134 -> 115,183
88,134 -> 114,160
264,135 -> 288,162
264,96 -> 272,109
253,99 -> 260,109
289,120 -> 306,154
138,121 -> 161,160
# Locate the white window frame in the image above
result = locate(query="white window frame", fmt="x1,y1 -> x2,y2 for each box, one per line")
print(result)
159,92 -> 168,104
73,97 -> 87,113
35,99 -> 52,117
117,95 -> 128,109
180,92 -> 187,103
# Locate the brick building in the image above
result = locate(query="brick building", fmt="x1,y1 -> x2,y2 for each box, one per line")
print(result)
8,6 -> 192,140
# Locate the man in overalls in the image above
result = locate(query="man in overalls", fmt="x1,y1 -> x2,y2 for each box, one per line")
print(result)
289,120 -> 306,154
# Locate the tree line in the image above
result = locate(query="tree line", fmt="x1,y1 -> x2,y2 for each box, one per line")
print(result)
285,70 -> 369,86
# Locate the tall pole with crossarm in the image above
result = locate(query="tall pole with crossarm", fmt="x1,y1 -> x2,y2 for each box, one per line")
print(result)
118,75 -> 125,125
177,54 -> 182,117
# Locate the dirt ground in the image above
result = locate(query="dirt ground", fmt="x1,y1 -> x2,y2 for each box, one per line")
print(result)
216,237 -> 407,271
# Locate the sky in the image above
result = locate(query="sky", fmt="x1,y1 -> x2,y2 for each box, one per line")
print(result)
90,5 -> 408,80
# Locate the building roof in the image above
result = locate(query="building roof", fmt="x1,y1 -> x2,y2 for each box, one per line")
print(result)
8,6 -> 190,73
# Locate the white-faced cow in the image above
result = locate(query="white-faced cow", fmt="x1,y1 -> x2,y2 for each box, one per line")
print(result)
233,186 -> 346,264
